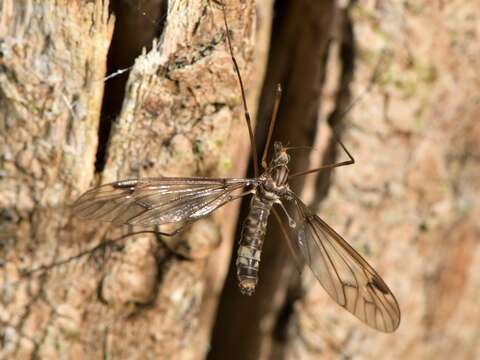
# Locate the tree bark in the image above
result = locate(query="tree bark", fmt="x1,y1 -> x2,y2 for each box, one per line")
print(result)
283,1 -> 480,359
210,1 -> 337,359
1,1 -> 114,357
2,0 -> 480,359
1,0 -> 266,358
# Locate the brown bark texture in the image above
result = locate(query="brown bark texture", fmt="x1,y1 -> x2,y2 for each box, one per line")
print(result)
210,1 -> 338,359
282,1 -> 480,360
1,0 -> 264,358
1,0 -> 480,359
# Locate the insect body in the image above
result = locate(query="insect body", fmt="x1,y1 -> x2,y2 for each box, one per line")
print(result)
237,142 -> 291,295
72,4 -> 401,332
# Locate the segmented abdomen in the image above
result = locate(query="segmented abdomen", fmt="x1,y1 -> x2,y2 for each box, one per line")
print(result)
236,193 -> 275,295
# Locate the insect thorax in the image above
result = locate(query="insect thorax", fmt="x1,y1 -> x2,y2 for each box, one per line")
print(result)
263,141 -> 291,193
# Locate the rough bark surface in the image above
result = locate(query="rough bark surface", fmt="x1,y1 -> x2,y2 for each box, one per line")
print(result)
285,1 -> 480,359
1,0 -> 264,358
2,0 -> 480,359
210,1 -> 337,360
1,0 -> 114,357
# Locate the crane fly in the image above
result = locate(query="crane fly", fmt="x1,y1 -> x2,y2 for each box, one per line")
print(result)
73,3 -> 400,332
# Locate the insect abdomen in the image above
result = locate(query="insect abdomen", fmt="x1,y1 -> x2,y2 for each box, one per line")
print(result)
236,193 -> 274,295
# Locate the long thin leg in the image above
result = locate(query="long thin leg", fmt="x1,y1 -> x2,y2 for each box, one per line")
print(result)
21,182 -> 255,277
220,3 -> 260,177
19,226 -> 190,278
272,207 -> 304,272
261,84 -> 282,169
288,45 -> 389,179
288,132 -> 355,178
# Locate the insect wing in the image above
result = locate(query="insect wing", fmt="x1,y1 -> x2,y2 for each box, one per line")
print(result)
294,201 -> 400,332
73,177 -> 254,226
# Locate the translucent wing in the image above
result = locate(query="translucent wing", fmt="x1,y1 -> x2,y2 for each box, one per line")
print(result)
73,177 -> 254,226
293,198 -> 400,332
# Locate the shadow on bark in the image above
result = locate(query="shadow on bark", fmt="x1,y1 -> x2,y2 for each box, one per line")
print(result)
209,1 -> 357,359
